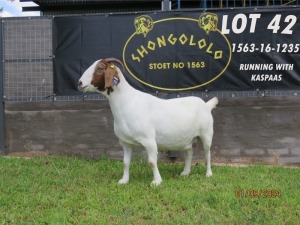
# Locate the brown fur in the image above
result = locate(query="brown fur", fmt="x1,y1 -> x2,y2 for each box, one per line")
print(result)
91,59 -> 120,95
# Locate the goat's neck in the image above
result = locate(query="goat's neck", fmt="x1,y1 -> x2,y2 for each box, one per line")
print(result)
106,70 -> 137,112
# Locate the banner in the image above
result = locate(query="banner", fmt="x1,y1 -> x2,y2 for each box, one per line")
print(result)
53,7 -> 300,95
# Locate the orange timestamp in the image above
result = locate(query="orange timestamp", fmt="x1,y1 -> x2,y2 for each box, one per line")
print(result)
235,189 -> 281,198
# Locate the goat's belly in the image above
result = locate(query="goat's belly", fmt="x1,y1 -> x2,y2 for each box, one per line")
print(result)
156,134 -> 196,151
153,122 -> 199,151
157,142 -> 194,151
157,143 -> 193,151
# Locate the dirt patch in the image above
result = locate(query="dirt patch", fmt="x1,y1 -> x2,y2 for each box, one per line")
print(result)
4,151 -> 52,159
3,151 -> 299,168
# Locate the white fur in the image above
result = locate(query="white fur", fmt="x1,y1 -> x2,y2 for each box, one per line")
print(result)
78,59 -> 218,185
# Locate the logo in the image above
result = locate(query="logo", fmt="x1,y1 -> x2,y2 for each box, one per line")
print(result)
198,12 -> 218,35
134,15 -> 154,37
123,14 -> 232,91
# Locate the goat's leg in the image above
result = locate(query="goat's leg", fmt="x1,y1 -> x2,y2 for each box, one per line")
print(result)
180,148 -> 193,176
201,134 -> 213,177
143,140 -> 162,185
118,142 -> 133,184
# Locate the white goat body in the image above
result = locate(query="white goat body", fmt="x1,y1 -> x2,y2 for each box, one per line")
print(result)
112,93 -> 216,150
78,58 -> 218,185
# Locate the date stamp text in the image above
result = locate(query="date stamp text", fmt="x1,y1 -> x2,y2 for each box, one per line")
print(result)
235,189 -> 281,198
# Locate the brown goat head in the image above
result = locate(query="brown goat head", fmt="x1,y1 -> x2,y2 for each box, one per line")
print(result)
91,59 -> 120,95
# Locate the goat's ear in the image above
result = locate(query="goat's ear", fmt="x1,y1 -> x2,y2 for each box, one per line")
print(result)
104,63 -> 120,95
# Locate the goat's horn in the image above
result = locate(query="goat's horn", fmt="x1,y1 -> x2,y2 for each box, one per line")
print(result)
104,58 -> 125,72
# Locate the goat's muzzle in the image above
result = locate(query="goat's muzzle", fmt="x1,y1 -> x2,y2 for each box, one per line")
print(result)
78,81 -> 87,92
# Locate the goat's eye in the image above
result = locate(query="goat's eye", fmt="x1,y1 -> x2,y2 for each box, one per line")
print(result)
96,67 -> 103,72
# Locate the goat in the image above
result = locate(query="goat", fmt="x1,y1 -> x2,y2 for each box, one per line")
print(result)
78,58 -> 218,185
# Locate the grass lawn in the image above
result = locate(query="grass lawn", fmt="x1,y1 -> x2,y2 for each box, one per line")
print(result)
0,156 -> 299,224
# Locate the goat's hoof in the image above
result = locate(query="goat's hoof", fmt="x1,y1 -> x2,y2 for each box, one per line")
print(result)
151,179 -> 162,186
180,171 -> 190,176
206,171 -> 213,177
118,178 -> 129,185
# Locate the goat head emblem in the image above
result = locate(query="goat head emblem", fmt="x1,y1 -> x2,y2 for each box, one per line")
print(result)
134,15 -> 154,37
198,13 -> 218,35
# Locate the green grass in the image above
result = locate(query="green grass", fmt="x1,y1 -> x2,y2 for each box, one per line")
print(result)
0,156 -> 299,225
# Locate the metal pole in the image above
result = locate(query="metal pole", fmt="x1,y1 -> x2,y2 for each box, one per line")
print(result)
0,19 -> 5,154
161,0 -> 171,10
201,0 -> 207,8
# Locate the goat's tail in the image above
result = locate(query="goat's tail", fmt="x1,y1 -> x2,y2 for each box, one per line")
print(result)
206,97 -> 218,111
